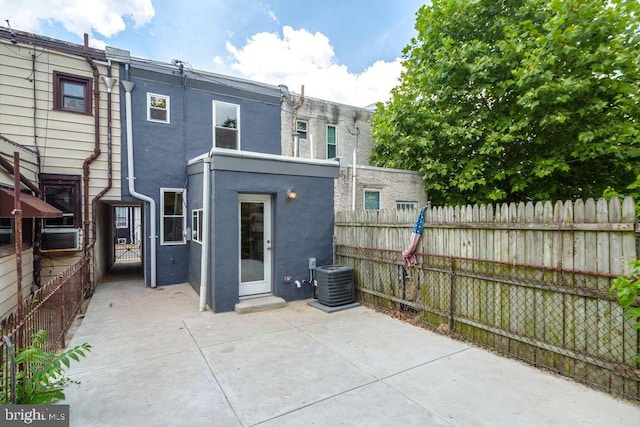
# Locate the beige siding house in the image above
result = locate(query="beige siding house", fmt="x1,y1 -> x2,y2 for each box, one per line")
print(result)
280,89 -> 428,212
0,27 -> 122,316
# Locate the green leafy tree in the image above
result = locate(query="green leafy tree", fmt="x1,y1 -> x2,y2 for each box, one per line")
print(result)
371,0 -> 640,206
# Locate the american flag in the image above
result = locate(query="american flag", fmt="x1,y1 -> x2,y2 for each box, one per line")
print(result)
402,207 -> 426,268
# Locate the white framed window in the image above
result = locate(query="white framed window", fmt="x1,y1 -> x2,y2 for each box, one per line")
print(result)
396,201 -> 418,210
364,189 -> 381,211
213,101 -> 240,149
327,124 -> 337,158
160,188 -> 186,245
296,120 -> 308,139
115,207 -> 128,228
192,209 -> 203,243
147,93 -> 170,123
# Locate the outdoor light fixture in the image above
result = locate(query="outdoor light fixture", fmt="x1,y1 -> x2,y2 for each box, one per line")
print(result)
287,189 -> 297,200
102,76 -> 117,93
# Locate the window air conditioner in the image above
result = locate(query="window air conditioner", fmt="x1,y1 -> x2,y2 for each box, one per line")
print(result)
42,228 -> 82,251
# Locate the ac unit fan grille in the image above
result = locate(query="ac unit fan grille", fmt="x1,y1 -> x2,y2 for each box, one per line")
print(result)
315,265 -> 355,307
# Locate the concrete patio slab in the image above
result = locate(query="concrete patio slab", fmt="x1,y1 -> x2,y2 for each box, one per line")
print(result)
200,327 -> 376,426
384,347 -> 640,426
65,350 -> 240,427
184,310 -> 291,348
61,266 -> 640,426
258,381 -> 451,427
300,309 -> 470,378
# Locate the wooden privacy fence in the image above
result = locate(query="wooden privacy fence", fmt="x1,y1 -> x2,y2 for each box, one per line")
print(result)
335,197 -> 640,401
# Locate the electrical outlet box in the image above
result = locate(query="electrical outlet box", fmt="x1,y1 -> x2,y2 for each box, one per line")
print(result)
309,257 -> 316,269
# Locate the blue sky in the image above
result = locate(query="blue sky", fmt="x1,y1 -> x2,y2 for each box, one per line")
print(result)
1,0 -> 428,106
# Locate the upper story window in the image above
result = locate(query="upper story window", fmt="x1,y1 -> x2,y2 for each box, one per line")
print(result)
213,101 -> 240,149
53,72 -> 92,114
161,188 -> 186,245
296,120 -> 308,139
364,189 -> 381,211
327,125 -> 337,158
147,93 -> 170,123
396,201 -> 418,210
41,174 -> 81,228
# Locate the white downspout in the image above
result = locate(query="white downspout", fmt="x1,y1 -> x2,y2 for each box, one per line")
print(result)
199,154 -> 211,311
351,148 -> 357,211
122,80 -> 157,288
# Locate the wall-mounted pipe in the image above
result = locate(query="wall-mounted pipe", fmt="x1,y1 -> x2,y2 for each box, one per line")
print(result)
122,79 -> 157,287
82,34 -> 101,267
91,64 -> 115,270
352,149 -> 357,211
199,154 -> 211,311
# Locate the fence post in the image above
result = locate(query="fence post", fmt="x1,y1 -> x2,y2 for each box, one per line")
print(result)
3,335 -> 16,404
448,257 -> 455,334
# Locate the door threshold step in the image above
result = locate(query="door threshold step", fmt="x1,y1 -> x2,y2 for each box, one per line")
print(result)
235,296 -> 287,314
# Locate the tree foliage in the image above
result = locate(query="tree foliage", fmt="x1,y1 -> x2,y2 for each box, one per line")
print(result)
371,0 -> 640,206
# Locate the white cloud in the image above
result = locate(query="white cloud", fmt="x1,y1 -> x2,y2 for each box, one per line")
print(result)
1,0 -> 154,38
226,26 -> 401,107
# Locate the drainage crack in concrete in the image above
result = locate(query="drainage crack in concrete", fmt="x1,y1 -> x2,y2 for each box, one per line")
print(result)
249,379 -> 380,427
380,346 -> 473,381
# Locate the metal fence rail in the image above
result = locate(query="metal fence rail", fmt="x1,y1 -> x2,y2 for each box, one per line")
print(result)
0,255 -> 90,401
336,244 -> 640,402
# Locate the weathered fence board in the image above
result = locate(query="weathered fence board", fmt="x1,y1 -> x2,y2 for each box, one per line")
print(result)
335,196 -> 639,401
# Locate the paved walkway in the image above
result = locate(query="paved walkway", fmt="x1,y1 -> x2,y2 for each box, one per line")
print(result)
63,268 -> 640,426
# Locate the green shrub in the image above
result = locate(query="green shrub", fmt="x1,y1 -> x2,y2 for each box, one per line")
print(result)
610,260 -> 640,363
0,330 -> 91,404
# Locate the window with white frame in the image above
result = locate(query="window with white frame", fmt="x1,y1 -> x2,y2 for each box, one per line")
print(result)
296,120 -> 308,139
327,124 -> 337,158
213,101 -> 240,149
192,209 -> 203,243
364,189 -> 381,211
161,189 -> 186,244
396,201 -> 418,210
115,207 -> 128,228
147,93 -> 170,123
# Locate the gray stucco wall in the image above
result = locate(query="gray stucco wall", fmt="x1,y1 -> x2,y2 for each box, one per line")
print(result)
119,63 -> 282,286
209,170 -> 336,312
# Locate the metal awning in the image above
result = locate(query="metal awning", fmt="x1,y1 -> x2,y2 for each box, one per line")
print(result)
0,187 -> 63,218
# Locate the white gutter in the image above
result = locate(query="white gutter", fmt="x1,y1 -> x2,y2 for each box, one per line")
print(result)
199,154 -> 211,311
121,80 -> 157,288
352,148 -> 357,211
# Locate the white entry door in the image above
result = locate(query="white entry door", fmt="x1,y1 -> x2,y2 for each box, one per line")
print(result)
239,194 -> 272,297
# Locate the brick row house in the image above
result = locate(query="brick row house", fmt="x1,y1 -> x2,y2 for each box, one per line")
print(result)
0,27 -> 427,314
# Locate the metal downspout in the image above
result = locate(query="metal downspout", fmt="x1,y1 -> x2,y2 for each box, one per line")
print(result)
121,80 -> 157,287
91,64 -> 115,274
199,154 -> 211,311
82,34 -> 101,281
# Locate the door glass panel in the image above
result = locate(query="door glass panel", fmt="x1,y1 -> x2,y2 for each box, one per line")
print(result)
240,202 -> 264,282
